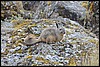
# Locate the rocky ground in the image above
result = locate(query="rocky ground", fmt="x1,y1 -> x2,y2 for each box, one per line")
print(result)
1,18 -> 99,66
1,1 -> 99,66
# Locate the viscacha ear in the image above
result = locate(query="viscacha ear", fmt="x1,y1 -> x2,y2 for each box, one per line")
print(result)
27,26 -> 34,34
55,22 -> 59,28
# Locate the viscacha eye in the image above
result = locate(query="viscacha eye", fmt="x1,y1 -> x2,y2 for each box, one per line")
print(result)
59,29 -> 62,30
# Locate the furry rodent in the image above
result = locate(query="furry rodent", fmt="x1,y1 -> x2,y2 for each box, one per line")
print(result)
23,27 -> 65,46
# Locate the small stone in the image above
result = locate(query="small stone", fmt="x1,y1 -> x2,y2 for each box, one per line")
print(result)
15,46 -> 21,51
59,63 -> 64,66
65,48 -> 73,53
52,55 -> 59,62
9,49 -> 15,53
65,60 -> 69,63
72,44 -> 77,49
21,45 -> 28,50
65,53 -> 70,57
45,55 -> 52,60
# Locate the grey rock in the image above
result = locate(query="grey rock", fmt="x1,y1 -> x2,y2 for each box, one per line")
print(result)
52,55 -> 59,62
9,49 -> 15,53
65,53 -> 70,57
15,46 -> 21,51
45,55 -> 52,60
84,43 -> 96,49
65,48 -> 73,53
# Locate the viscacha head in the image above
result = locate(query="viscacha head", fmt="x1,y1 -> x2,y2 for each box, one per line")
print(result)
59,27 -> 65,34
